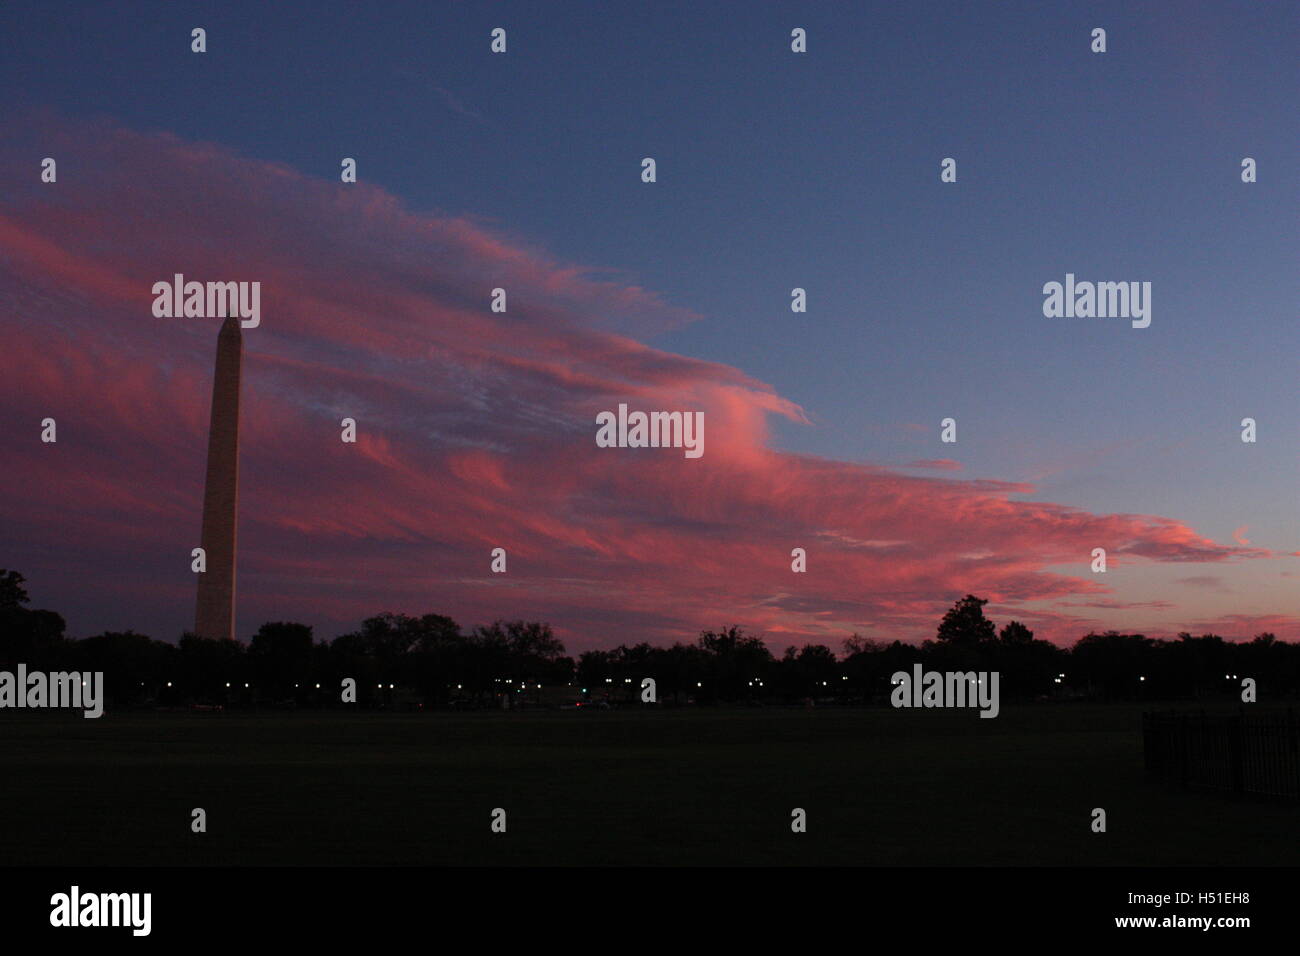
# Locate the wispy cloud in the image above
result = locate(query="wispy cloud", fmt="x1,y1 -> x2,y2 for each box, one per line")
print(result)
1176,575 -> 1228,592
0,112 -> 1288,648
905,459 -> 962,472
394,69 -> 495,128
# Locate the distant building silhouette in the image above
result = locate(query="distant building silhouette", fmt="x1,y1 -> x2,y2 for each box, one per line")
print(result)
194,316 -> 242,641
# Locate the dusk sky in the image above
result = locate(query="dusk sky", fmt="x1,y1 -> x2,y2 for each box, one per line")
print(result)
2,1 -> 1297,650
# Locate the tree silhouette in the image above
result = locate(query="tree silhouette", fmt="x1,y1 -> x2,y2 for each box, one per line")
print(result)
936,595 -> 997,647
999,621 -> 1034,645
0,568 -> 67,670
0,569 -> 31,609
249,621 -> 315,697
3,567 -> 1300,708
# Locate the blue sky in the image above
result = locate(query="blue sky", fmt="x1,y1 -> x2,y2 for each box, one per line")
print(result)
2,1 -> 1296,643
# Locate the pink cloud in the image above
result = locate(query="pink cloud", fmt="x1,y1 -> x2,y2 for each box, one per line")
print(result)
0,112 -> 1282,649
1176,575 -> 1228,592
1172,614 -> 1300,643
905,459 -> 963,471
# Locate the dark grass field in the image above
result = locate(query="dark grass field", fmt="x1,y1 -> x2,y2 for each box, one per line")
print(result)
1,703 -> 1295,866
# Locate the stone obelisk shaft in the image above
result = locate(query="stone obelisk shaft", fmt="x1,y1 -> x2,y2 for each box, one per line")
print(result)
194,316 -> 242,641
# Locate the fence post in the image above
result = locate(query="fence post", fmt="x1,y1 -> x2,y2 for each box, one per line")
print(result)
1180,712 -> 1189,790
1229,712 -> 1244,796
1290,708 -> 1298,800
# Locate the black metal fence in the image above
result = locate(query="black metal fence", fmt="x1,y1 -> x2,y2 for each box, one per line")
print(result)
1143,709 -> 1300,801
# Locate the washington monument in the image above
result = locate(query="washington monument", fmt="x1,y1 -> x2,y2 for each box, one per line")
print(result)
194,315 -> 243,641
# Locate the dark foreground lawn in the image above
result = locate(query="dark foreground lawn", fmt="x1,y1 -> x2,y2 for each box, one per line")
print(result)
0,703 -> 1294,865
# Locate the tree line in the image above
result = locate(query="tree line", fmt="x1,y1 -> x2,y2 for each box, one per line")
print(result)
2,571 -> 1297,708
